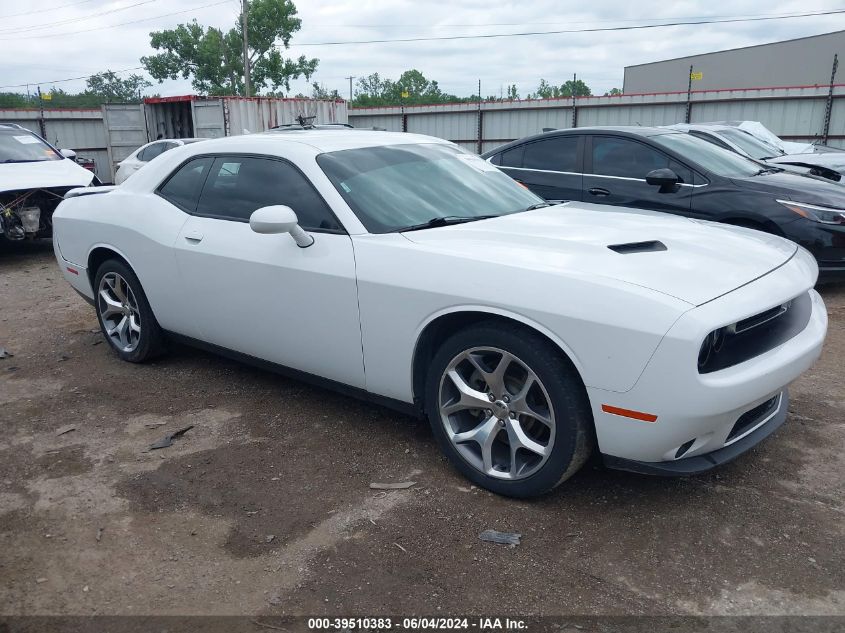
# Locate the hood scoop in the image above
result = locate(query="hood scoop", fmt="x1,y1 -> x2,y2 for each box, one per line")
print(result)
607,240 -> 667,254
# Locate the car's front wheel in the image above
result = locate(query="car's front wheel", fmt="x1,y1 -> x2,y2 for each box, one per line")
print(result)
424,322 -> 594,497
93,259 -> 164,363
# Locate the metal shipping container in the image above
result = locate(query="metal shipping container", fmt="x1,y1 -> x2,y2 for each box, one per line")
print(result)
102,95 -> 348,181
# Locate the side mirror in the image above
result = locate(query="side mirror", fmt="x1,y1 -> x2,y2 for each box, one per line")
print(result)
249,205 -> 314,248
645,168 -> 680,193
59,148 -> 77,160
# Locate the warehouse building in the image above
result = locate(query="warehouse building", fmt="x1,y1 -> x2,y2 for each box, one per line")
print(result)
623,30 -> 844,93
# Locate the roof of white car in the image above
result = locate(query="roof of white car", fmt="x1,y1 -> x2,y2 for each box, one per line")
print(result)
191,129 -> 448,154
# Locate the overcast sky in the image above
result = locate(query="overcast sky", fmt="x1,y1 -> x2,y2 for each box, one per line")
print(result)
2,0 -> 844,99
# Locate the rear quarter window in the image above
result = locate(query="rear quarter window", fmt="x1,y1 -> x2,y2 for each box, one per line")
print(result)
157,157 -> 214,212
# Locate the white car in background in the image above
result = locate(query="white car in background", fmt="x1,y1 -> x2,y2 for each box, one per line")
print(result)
52,130 -> 827,497
114,138 -> 207,185
0,123 -> 95,243
669,123 -> 845,182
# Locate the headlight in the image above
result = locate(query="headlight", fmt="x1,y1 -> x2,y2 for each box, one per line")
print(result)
777,199 -> 845,225
697,326 -> 727,371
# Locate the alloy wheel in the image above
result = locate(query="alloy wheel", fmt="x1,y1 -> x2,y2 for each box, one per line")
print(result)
97,272 -> 142,353
437,346 -> 556,480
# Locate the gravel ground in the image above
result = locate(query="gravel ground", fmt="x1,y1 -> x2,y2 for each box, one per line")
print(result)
0,240 -> 843,618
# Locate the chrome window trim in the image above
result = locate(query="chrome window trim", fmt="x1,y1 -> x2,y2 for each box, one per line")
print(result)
492,157 -> 708,188
502,166 -> 583,177
587,173 -> 708,188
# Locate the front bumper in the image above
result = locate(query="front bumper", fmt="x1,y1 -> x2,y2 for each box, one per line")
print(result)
787,218 -> 845,279
590,248 -> 827,468
604,389 -> 788,475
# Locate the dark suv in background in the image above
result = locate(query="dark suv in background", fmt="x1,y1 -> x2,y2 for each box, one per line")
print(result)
482,127 -> 845,279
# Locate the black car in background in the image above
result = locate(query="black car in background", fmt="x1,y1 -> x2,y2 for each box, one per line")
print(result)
482,127 -> 845,279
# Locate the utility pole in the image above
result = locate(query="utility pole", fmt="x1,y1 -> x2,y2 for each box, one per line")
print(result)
685,64 -> 694,123
242,0 -> 251,97
822,54 -> 839,144
476,79 -> 483,154
571,72 -> 577,128
345,76 -> 356,103
36,86 -> 46,138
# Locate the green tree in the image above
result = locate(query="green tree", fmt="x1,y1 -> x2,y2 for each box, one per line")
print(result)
506,84 -> 519,100
141,0 -> 317,95
531,78 -> 555,99
528,78 -> 592,99
302,82 -> 341,100
352,70 -> 467,106
559,79 -> 591,97
604,87 -> 623,96
85,70 -> 151,102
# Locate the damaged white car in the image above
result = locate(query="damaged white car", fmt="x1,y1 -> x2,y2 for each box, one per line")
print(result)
0,123 -> 96,243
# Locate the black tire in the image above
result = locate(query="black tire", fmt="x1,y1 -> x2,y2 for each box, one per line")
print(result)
93,259 -> 165,363
424,321 -> 594,498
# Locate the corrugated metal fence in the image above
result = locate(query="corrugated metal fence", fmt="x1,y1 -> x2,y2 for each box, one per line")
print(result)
348,84 -> 845,153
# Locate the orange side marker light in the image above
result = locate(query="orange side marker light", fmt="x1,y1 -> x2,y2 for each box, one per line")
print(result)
601,404 -> 658,423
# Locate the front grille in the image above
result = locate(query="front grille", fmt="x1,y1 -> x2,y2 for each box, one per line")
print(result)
733,302 -> 790,334
726,393 -> 781,443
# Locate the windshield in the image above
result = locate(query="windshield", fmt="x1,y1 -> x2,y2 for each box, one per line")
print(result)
653,133 -> 763,178
0,129 -> 61,163
317,143 -> 544,233
717,128 -> 784,160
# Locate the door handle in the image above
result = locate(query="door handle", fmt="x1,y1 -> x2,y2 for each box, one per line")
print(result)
588,187 -> 610,197
184,231 -> 204,243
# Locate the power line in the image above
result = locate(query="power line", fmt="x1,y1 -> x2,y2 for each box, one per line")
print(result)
301,9 -> 845,29
0,0 -> 159,36
0,66 -> 146,90
289,9 -> 845,46
0,0 -> 96,19
0,0 -> 232,40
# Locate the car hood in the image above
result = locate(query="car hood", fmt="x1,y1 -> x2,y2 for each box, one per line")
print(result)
402,203 -> 798,306
767,152 -> 845,172
731,169 -> 845,203
0,158 -> 94,193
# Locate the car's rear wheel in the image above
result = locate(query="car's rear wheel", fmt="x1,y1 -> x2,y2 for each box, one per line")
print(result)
94,259 -> 164,362
424,322 -> 593,497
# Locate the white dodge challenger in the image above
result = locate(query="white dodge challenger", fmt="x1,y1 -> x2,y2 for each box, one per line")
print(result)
52,130 -> 828,497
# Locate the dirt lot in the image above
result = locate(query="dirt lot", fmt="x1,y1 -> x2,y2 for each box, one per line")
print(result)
1,240 -> 843,618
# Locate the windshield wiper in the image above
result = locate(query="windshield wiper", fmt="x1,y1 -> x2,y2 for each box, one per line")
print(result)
524,202 -> 552,211
754,166 -> 781,175
2,158 -> 47,163
394,214 -> 499,233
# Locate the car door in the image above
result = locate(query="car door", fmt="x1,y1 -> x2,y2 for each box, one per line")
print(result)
582,135 -> 695,215
168,154 -> 366,389
495,135 -> 583,202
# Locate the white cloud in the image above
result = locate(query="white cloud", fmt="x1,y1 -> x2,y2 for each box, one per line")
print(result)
1,0 -> 843,98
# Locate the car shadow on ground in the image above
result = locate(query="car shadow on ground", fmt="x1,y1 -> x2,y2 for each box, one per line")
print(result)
0,239 -> 53,265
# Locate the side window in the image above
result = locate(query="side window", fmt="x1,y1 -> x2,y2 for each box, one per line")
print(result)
139,142 -> 166,162
591,136 -> 691,183
498,145 -> 525,168
158,157 -> 214,212
195,156 -> 341,231
522,136 -> 579,172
